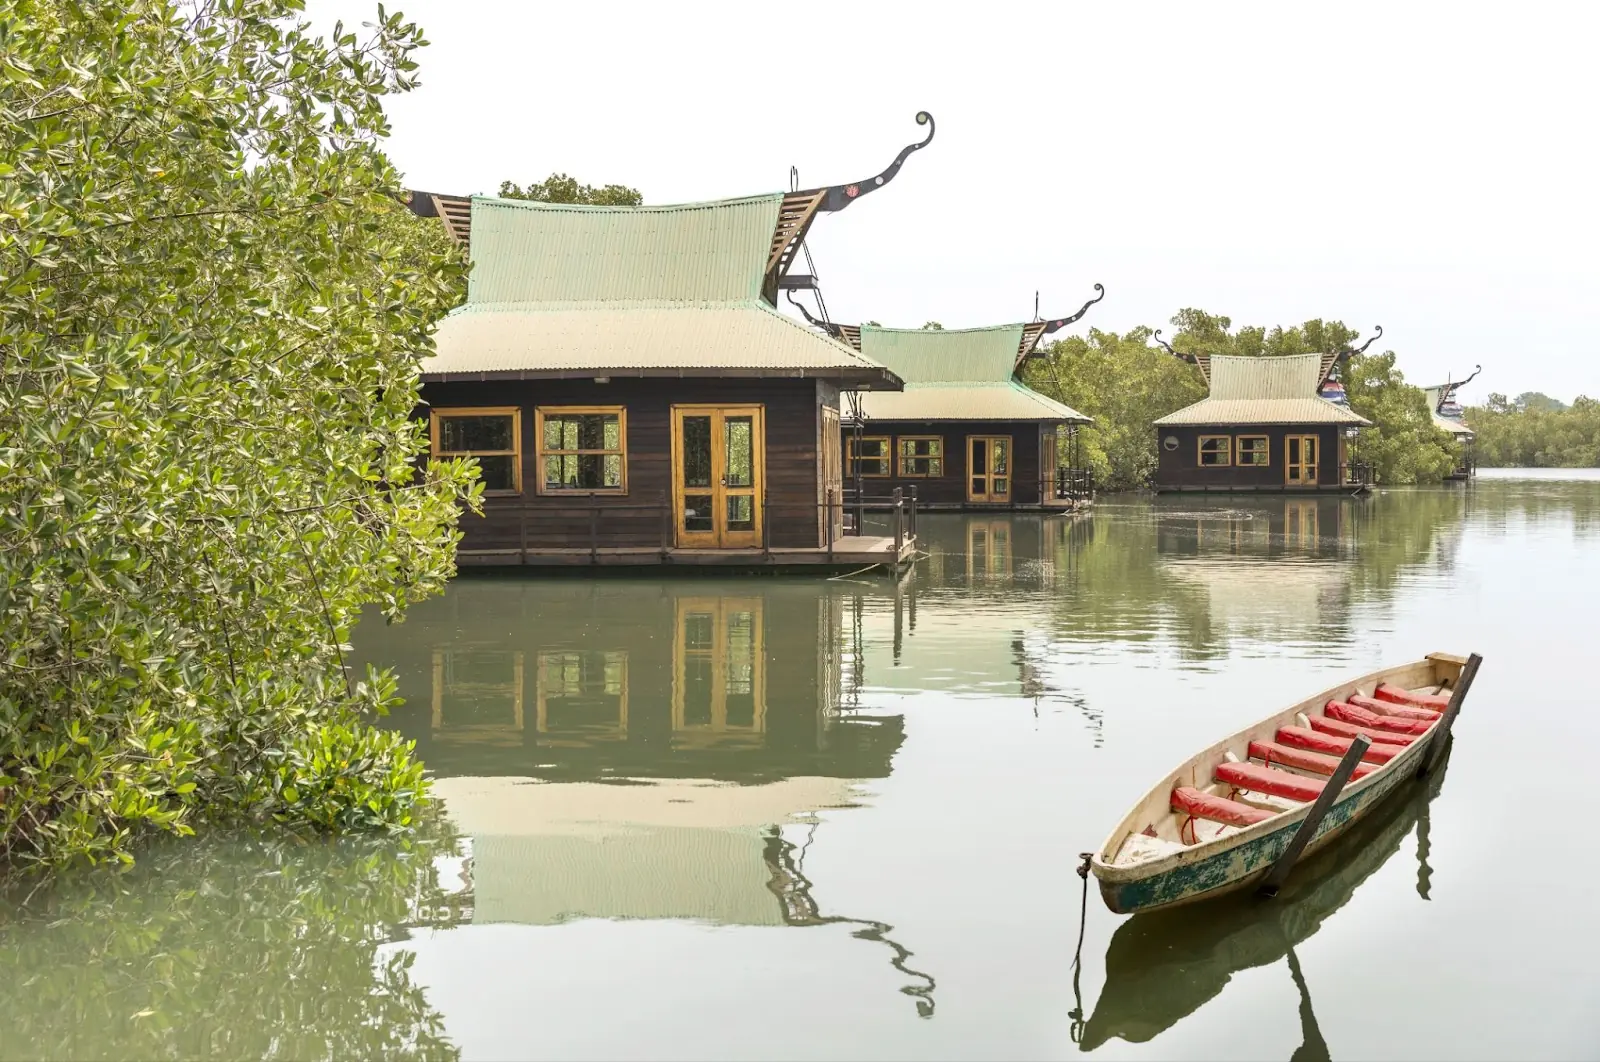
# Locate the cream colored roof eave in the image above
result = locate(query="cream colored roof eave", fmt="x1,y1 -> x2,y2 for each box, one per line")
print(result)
1153,397 -> 1371,427
854,382 -> 1092,423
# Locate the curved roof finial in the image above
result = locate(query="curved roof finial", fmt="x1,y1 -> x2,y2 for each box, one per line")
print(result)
1457,364 -> 1483,388
1346,324 -> 1384,357
808,111 -> 936,213
1039,283 -> 1105,336
1153,328 -> 1194,363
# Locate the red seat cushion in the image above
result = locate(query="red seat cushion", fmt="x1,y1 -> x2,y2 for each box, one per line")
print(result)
1215,761 -> 1324,803
1375,683 -> 1450,711
1325,700 -> 1434,736
1171,786 -> 1275,827
1249,740 -> 1377,779
1348,692 -> 1439,721
1309,715 -> 1416,747
1278,725 -> 1401,764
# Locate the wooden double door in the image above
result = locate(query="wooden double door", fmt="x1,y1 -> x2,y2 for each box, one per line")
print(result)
968,436 -> 1012,503
672,405 -> 765,548
1286,434 -> 1319,486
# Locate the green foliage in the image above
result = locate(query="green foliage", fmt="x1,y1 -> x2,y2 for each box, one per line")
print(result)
1468,393 -> 1600,466
921,321 -> 944,330
499,173 -> 642,206
0,820 -> 467,1058
1024,328 -> 1206,491
1341,352 -> 1457,484
0,0 -> 479,867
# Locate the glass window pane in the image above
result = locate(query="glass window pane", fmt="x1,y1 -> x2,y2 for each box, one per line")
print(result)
724,417 -> 753,488
683,493 -> 714,532
682,417 -> 712,488
475,454 -> 517,491
726,494 -> 754,531
992,442 -> 1009,474
994,477 -> 1008,496
972,477 -> 986,496
927,458 -> 942,476
442,415 -> 513,453
972,443 -> 987,476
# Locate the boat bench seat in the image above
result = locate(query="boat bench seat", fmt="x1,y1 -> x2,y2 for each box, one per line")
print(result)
1171,786 -> 1275,827
1249,740 -> 1376,780
1215,761 -> 1324,803
1278,725 -> 1401,764
1309,715 -> 1416,746
1348,692 -> 1440,722
1375,683 -> 1450,711
1325,701 -> 1433,737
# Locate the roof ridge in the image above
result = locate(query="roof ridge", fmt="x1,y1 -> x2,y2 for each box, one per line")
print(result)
475,191 -> 786,214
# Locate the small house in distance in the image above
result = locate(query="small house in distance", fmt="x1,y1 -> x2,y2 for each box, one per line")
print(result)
1151,352 -> 1373,493
1424,366 -> 1481,480
408,113 -> 937,568
795,289 -> 1101,512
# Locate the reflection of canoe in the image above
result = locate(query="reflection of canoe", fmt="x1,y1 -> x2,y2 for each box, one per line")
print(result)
1079,759 -> 1447,1050
1090,653 -> 1474,913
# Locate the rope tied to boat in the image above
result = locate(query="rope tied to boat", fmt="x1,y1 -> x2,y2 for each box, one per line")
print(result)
1070,851 -> 1092,1044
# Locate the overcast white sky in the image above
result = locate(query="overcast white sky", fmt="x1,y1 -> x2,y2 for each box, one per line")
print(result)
311,0 -> 1598,403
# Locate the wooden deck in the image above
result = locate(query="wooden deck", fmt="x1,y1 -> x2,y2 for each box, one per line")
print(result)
456,534 -> 917,573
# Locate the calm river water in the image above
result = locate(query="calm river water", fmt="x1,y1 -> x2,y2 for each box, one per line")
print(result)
3,470 -> 1598,1060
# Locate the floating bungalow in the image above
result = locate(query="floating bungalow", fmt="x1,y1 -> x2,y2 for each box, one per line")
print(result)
1424,366 -> 1481,480
406,113 -> 938,569
1152,342 -> 1376,493
791,290 -> 1101,512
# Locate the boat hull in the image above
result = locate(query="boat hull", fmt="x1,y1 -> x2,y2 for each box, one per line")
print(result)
1090,654 -> 1466,914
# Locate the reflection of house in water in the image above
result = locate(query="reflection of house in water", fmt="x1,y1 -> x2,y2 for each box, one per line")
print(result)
375,581 -> 903,783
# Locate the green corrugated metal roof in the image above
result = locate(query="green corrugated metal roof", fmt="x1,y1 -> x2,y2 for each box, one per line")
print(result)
466,194 -> 782,305
1155,354 -> 1370,426
858,324 -> 1025,383
859,382 -> 1089,422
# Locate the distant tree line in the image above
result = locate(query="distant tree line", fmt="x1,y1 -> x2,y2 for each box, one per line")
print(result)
1024,309 -> 1458,491
1467,393 -> 1600,467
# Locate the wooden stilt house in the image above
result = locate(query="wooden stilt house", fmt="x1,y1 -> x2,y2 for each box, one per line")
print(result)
1424,366 -> 1481,480
407,114 -> 937,568
1151,343 -> 1375,493
793,288 -> 1101,512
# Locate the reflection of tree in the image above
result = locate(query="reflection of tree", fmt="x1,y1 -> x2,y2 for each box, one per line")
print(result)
0,822 -> 467,1060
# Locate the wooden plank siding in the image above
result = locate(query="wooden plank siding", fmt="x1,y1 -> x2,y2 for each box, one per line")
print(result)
419,378 -> 837,552
1153,424 -> 1348,492
841,420 -> 1061,509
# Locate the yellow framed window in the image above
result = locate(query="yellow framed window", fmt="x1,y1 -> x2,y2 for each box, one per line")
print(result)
849,436 -> 890,477
1236,435 -> 1270,466
1198,435 -> 1231,467
536,407 -> 627,494
898,436 -> 944,477
431,406 -> 521,494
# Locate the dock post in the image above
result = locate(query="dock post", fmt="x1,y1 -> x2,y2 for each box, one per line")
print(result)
892,488 -> 904,556
1418,652 -> 1483,779
519,501 -> 528,566
659,490 -> 671,559
826,487 -> 835,561
761,488 -> 770,559
1258,734 -> 1370,898
589,504 -> 598,565
908,485 -> 918,539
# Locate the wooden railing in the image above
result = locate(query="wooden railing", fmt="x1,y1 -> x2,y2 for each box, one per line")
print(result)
1054,467 -> 1095,500
1341,462 -> 1375,488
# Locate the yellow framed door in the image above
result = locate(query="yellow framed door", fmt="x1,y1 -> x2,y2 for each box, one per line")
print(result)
967,436 -> 1013,502
672,597 -> 766,748
1286,435 -> 1319,486
672,406 -> 765,547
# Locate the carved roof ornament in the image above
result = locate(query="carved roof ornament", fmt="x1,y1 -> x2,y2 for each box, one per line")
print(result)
1154,329 -> 1209,386
767,111 -> 936,289
1320,325 -> 1383,387
1017,283 -> 1105,365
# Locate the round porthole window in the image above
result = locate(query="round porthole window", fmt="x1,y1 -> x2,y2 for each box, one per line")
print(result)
1162,435 -> 1179,451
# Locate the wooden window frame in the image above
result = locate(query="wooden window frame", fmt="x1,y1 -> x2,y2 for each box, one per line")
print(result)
430,406 -> 522,496
897,435 -> 945,478
848,435 -> 891,478
534,406 -> 628,496
1197,434 -> 1232,468
1235,435 -> 1270,467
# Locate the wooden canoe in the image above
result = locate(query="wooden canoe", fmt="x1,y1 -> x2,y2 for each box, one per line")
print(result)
1089,652 -> 1475,914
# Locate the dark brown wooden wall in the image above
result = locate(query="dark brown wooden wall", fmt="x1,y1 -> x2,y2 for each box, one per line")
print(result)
1153,424 -> 1344,490
420,377 -> 831,550
839,420 -> 1050,506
